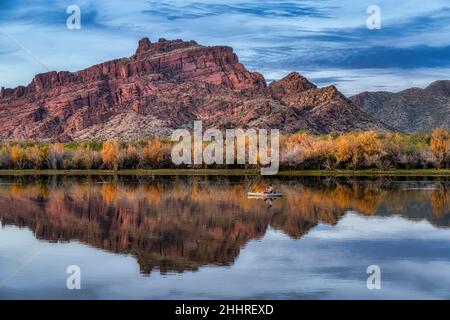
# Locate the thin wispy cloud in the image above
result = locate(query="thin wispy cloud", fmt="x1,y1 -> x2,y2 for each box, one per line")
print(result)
142,1 -> 335,20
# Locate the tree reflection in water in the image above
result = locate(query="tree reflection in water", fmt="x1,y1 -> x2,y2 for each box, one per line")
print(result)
0,175 -> 449,274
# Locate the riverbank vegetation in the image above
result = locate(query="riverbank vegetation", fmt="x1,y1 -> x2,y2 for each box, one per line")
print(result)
0,129 -> 449,170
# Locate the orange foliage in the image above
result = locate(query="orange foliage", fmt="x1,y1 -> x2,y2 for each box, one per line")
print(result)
334,131 -> 382,168
430,128 -> 450,167
101,140 -> 120,170
141,139 -> 168,167
11,145 -> 26,169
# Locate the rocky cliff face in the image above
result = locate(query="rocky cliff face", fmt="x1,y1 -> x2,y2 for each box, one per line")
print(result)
0,37 -> 387,141
351,81 -> 450,133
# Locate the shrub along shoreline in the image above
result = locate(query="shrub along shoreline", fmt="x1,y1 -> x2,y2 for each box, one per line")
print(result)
0,169 -> 450,177
0,129 -> 449,171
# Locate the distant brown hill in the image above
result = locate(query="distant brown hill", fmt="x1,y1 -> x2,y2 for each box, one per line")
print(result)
351,81 -> 450,133
0,37 -> 388,141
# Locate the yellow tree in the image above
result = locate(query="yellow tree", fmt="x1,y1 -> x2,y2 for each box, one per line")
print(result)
28,145 -> 50,169
335,133 -> 356,166
430,128 -> 450,167
142,139 -> 167,168
101,140 -> 120,170
355,131 -> 382,167
11,145 -> 25,169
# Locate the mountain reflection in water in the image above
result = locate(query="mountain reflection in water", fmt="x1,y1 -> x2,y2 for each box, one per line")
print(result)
0,175 -> 449,276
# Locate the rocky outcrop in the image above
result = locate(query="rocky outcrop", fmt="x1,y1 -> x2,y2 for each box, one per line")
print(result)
267,74 -> 387,134
0,37 -> 388,141
351,81 -> 450,133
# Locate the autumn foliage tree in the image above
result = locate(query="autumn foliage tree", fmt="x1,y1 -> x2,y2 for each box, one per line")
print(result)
27,145 -> 50,169
335,133 -> 356,165
101,140 -> 120,170
282,132 -> 335,169
141,139 -> 169,168
11,145 -> 26,169
0,129 -> 449,171
334,132 -> 382,168
430,128 -> 450,168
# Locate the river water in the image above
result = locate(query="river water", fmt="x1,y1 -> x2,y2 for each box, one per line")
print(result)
0,175 -> 449,299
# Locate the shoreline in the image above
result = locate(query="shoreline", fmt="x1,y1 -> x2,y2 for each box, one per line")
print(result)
0,169 -> 450,176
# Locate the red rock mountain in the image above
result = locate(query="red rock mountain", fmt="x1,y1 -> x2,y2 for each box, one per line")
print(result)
0,38 -> 388,141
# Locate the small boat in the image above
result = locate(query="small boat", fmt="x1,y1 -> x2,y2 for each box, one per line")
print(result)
247,192 -> 283,198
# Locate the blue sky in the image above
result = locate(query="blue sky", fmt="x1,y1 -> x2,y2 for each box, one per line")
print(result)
0,0 -> 449,95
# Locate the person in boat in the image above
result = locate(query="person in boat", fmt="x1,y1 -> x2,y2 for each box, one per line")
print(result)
265,184 -> 274,194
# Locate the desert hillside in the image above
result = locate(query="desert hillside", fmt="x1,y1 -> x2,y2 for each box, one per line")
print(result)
351,81 -> 450,133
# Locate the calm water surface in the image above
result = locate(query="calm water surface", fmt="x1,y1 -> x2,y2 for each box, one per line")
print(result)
0,175 -> 450,299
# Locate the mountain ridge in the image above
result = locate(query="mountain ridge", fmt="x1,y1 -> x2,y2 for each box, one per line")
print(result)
0,37 -> 388,141
351,80 -> 450,133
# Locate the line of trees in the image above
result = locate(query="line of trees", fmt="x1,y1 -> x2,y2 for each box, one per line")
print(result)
0,139 -> 173,170
0,129 -> 449,170
281,129 -> 450,170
